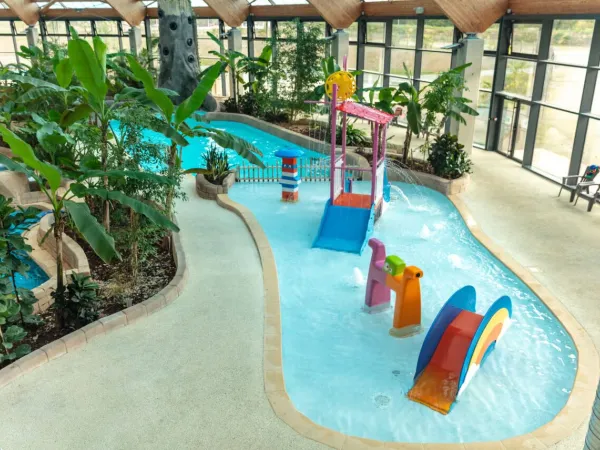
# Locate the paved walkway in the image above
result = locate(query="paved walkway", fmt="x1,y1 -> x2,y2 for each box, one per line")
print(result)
0,153 -> 597,449
0,178 -> 325,450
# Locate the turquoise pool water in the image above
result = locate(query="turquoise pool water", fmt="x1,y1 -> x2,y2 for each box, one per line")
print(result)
14,254 -> 48,290
228,181 -> 577,443
111,118 -> 327,171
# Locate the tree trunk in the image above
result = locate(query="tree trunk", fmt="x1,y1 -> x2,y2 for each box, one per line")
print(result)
53,216 -> 66,328
402,129 -> 413,164
100,122 -> 110,232
157,0 -> 199,103
165,142 -> 178,216
130,209 -> 139,284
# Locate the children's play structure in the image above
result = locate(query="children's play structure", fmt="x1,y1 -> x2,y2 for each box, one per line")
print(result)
364,238 -> 424,337
312,70 -> 394,254
275,147 -> 303,202
407,286 -> 512,414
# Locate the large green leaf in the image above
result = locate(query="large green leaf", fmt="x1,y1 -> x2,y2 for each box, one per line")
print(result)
194,125 -> 265,168
80,169 -> 176,186
93,37 -> 108,76
63,200 -> 120,263
126,55 -> 174,121
0,73 -> 64,90
406,101 -> 421,135
67,37 -> 108,103
60,104 -> 93,128
54,58 -> 73,88
83,189 -> 179,232
0,126 -> 62,193
0,154 -> 35,179
174,62 -> 222,126
15,86 -> 66,103
147,120 -> 189,147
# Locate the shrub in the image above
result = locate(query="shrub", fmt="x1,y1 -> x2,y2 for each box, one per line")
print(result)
223,97 -> 239,113
53,273 -> 100,330
336,123 -> 370,147
427,134 -> 472,180
202,144 -> 230,184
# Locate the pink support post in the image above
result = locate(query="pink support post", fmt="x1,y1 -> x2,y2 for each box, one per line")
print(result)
381,124 -> 387,164
343,55 -> 347,71
341,111 -> 347,192
330,83 -> 338,202
371,123 -> 379,205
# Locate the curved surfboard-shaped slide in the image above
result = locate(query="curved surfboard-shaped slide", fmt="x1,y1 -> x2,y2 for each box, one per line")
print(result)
407,286 -> 512,415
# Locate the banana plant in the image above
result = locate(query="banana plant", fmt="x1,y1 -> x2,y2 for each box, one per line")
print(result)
0,125 -> 178,326
125,56 -> 265,216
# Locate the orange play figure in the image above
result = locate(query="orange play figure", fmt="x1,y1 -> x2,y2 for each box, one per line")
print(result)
382,256 -> 423,338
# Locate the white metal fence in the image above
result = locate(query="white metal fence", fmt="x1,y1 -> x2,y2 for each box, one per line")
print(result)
235,160 -> 367,183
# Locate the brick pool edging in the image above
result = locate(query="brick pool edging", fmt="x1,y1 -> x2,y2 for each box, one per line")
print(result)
0,225 -> 188,391
215,192 -> 600,450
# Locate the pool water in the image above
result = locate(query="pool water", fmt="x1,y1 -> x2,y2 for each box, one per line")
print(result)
14,253 -> 49,290
228,181 -> 577,443
111,118 -> 327,171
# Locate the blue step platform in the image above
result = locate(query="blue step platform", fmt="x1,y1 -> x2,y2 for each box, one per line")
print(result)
312,200 -> 375,255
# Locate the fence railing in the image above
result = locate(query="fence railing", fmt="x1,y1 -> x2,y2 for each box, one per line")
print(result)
235,160 -> 367,183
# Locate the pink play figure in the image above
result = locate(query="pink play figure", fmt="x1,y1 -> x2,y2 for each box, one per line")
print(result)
364,238 -> 391,312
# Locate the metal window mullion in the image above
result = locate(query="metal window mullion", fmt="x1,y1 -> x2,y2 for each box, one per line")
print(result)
522,19 -> 553,167
357,19 -> 366,91
383,19 -> 392,88
569,19 -> 600,177
247,15 -> 255,59
144,17 -> 153,67
91,20 -> 97,37
40,20 -> 48,55
10,21 -> 19,65
413,18 -> 424,91
486,18 -> 511,152
450,25 -> 462,69
117,20 -> 123,52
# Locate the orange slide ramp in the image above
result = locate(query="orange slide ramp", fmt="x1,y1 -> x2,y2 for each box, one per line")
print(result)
407,310 -> 482,414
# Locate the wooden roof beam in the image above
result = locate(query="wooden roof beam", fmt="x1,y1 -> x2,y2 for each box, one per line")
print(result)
307,0 -> 361,30
103,0 -> 145,27
433,0 -> 507,33
3,0 -> 39,25
203,0 -> 249,28
508,0 -> 600,15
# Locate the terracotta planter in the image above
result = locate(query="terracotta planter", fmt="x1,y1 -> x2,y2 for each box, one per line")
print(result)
195,172 -> 236,200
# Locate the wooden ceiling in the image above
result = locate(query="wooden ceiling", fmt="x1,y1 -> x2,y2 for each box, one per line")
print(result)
0,0 -> 597,33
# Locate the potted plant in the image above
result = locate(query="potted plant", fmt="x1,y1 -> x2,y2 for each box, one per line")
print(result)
427,133 -> 473,180
195,145 -> 236,199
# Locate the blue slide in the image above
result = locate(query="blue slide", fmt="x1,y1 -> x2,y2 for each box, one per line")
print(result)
312,200 -> 375,254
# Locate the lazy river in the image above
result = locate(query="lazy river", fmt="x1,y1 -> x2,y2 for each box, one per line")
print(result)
228,181 -> 576,443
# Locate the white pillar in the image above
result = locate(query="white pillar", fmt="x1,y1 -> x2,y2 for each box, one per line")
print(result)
227,28 -> 243,102
449,34 -> 484,154
129,26 -> 143,56
331,29 -> 349,66
26,26 -> 38,48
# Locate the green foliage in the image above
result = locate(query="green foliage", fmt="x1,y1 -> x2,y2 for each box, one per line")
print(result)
336,122 -> 369,147
271,19 -> 327,121
202,144 -> 230,184
53,273 -> 100,330
427,134 -> 473,180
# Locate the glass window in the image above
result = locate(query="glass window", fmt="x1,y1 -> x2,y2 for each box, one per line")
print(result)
363,72 -> 382,89
512,23 -> 542,55
533,107 -> 578,178
504,59 -> 536,98
46,21 -> 67,35
347,22 -> 358,42
255,21 -> 270,38
47,36 -> 69,46
366,22 -> 385,44
549,20 -> 594,66
542,65 -> 586,112
0,22 -> 12,34
482,23 -> 499,52
70,21 -> 93,36
347,44 -> 357,70
592,76 -> 600,116
310,22 -> 326,37
582,119 -> 600,173
13,21 -> 29,34
196,18 -> 219,39
277,21 -> 297,39
364,46 -> 384,73
421,51 -> 452,82
95,21 -> 119,35
422,19 -> 454,50
391,19 -> 417,48
0,36 -> 16,66
198,38 -> 220,57
389,49 -> 414,76
102,37 -> 121,53
480,56 -> 495,89
474,91 -> 491,146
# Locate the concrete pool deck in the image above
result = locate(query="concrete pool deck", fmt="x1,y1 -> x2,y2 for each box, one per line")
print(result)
0,150 -> 597,449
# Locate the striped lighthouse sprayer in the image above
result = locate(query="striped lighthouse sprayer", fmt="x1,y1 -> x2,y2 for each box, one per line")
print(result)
274,147 -> 303,202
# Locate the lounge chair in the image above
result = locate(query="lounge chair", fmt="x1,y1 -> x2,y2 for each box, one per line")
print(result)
573,182 -> 600,212
558,165 -> 599,202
